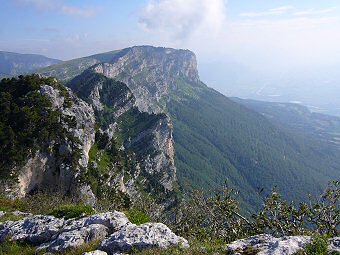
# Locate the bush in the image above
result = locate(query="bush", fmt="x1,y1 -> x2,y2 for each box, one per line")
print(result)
48,204 -> 94,219
294,235 -> 329,255
126,208 -> 150,225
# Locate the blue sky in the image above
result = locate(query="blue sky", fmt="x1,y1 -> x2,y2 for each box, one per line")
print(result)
1,0 -> 340,72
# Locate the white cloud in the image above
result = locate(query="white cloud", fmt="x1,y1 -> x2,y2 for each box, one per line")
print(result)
240,5 -> 294,18
293,7 -> 337,16
15,0 -> 97,17
139,0 -> 227,41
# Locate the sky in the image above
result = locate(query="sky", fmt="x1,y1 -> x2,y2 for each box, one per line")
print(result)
1,0 -> 340,94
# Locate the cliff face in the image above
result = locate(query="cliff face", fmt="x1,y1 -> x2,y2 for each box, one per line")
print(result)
67,70 -> 176,198
0,73 -> 176,207
17,84 -> 96,199
92,46 -> 199,113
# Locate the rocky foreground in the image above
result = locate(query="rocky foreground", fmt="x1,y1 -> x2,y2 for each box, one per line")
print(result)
226,234 -> 339,255
0,211 -> 188,254
1,211 -> 339,254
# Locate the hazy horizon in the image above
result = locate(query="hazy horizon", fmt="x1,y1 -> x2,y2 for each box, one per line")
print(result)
1,0 -> 340,115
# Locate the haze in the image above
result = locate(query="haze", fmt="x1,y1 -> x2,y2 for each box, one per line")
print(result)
1,0 -> 340,115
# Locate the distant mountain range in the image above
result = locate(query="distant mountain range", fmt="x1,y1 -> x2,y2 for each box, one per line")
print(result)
0,51 -> 62,78
0,47 -> 339,213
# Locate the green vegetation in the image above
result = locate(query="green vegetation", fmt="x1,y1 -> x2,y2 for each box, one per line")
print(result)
294,235 -> 330,255
126,208 -> 150,225
165,181 -> 339,247
0,239 -> 101,255
0,74 -> 79,181
83,131 -> 133,210
48,204 -> 94,219
0,212 -> 25,223
168,79 -> 340,212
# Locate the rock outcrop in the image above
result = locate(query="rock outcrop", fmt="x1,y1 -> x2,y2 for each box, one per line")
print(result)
2,72 -> 177,206
100,223 -> 189,254
67,70 -> 177,195
0,211 -> 188,254
16,84 -> 96,200
92,46 -> 199,114
226,234 -> 339,255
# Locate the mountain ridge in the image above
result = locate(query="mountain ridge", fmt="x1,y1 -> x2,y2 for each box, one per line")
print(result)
36,46 -> 340,211
0,51 -> 62,77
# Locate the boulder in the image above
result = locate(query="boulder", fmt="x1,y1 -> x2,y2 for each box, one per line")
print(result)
99,222 -> 189,254
0,215 -> 64,244
226,234 -> 312,255
0,211 -> 188,254
39,224 -> 108,252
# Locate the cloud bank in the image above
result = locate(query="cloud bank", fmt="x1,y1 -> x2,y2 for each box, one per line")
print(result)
139,0 -> 227,41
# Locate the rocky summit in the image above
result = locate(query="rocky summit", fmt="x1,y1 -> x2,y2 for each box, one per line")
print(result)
0,211 -> 188,254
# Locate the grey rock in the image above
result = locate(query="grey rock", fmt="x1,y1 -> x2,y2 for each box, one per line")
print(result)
41,224 -> 108,252
15,85 -> 96,198
84,212 -> 130,232
226,234 -> 312,255
99,222 -> 189,254
82,251 -> 108,255
0,211 -> 5,218
38,212 -> 129,252
12,211 -> 33,217
329,237 -> 340,253
1,211 -> 189,254
79,185 -> 97,207
0,215 -> 64,244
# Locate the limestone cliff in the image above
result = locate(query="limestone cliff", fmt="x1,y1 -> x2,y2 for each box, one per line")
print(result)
68,70 -> 177,198
17,84 -> 96,199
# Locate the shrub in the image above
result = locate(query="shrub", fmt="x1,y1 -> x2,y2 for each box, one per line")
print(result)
48,204 -> 94,219
127,208 -> 150,225
294,235 -> 329,255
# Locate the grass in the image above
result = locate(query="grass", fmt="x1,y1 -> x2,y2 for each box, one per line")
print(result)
0,193 -> 92,217
131,239 -> 227,255
48,204 -> 94,219
0,240 -> 101,255
0,212 -> 25,223
0,196 -> 24,212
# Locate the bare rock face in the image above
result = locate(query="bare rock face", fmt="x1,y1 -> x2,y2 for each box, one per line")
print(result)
93,46 -> 199,114
16,85 -> 96,199
67,70 -> 177,195
0,211 -> 188,254
226,234 -> 340,255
